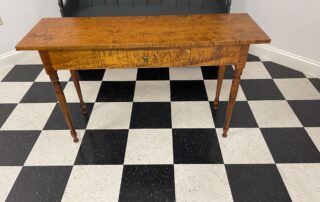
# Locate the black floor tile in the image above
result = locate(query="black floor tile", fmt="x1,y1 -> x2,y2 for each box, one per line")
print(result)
170,80 -> 208,101
288,100 -> 320,127
261,128 -> 320,163
263,62 -> 306,78
0,104 -> 16,128
309,78 -> 320,93
137,68 -> 169,80
77,69 -> 105,81
241,79 -> 285,100
201,65 -> 234,80
0,131 -> 40,166
7,166 -> 72,202
2,65 -> 43,82
130,102 -> 171,128
211,101 -> 258,128
247,54 -> 261,62
119,165 -> 175,202
20,82 -> 67,103
44,103 -> 94,130
96,81 -> 135,102
75,130 -> 128,165
173,129 -> 223,164
226,164 -> 291,202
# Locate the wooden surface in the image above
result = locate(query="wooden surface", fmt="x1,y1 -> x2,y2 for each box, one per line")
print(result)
16,13 -> 270,51
42,46 -> 243,70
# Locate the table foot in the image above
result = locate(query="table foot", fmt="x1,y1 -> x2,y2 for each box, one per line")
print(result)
71,130 -> 79,143
80,103 -> 88,114
213,99 -> 219,111
222,128 -> 228,138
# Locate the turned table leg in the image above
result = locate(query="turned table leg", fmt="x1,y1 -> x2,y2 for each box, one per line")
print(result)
214,65 -> 227,110
223,63 -> 245,138
70,70 -> 87,114
49,71 -> 79,143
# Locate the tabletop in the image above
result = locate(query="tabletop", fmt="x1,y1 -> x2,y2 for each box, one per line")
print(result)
16,13 -> 271,51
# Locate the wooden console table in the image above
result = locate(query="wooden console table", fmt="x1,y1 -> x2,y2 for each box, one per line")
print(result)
16,14 -> 270,143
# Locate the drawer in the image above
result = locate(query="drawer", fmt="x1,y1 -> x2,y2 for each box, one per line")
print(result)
47,50 -> 102,70
100,49 -> 191,68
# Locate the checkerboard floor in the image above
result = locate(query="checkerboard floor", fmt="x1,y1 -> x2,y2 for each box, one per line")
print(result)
1,54 -> 320,201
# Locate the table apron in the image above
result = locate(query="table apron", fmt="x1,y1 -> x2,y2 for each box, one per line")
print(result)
40,45 -> 244,71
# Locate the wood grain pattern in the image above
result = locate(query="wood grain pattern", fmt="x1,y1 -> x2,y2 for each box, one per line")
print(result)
39,46 -> 242,70
16,13 -> 270,51
47,50 -> 102,69
190,46 -> 241,66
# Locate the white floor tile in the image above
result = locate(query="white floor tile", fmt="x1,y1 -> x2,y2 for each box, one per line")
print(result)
124,129 -> 173,164
0,65 -> 14,81
103,68 -> 137,81
249,101 -> 302,127
305,127 -> 320,152
171,101 -> 214,128
1,103 -> 55,130
0,82 -> 32,103
87,102 -> 132,129
62,165 -> 123,202
0,166 -> 22,201
204,80 -> 247,101
174,164 -> 233,202
134,81 -> 170,102
169,66 -> 203,80
242,62 -> 272,79
35,69 -> 71,82
217,128 -> 274,164
277,164 -> 320,202
24,130 -> 84,166
274,79 -> 320,100
64,81 -> 101,102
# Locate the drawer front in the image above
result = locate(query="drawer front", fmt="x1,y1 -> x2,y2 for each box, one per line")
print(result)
47,50 -> 102,70
45,46 -> 240,70
100,49 -> 191,68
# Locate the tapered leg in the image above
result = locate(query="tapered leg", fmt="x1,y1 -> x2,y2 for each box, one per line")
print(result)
49,71 -> 79,143
214,65 -> 227,110
223,63 -> 245,138
70,70 -> 87,114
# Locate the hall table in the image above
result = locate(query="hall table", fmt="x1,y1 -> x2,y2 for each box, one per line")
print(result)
16,13 -> 271,143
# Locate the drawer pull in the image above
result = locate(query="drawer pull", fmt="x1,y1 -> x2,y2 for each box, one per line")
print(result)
143,56 -> 148,63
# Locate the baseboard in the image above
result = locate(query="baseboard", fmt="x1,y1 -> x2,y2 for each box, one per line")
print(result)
250,44 -> 320,78
0,50 -> 40,67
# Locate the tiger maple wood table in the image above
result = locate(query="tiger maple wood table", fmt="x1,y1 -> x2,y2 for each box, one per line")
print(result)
16,13 -> 271,143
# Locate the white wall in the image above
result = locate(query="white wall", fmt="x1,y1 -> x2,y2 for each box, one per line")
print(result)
231,0 -> 320,63
0,0 -> 60,55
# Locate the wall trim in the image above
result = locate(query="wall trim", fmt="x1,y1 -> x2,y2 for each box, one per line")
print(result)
250,44 -> 320,78
0,50 -> 39,67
